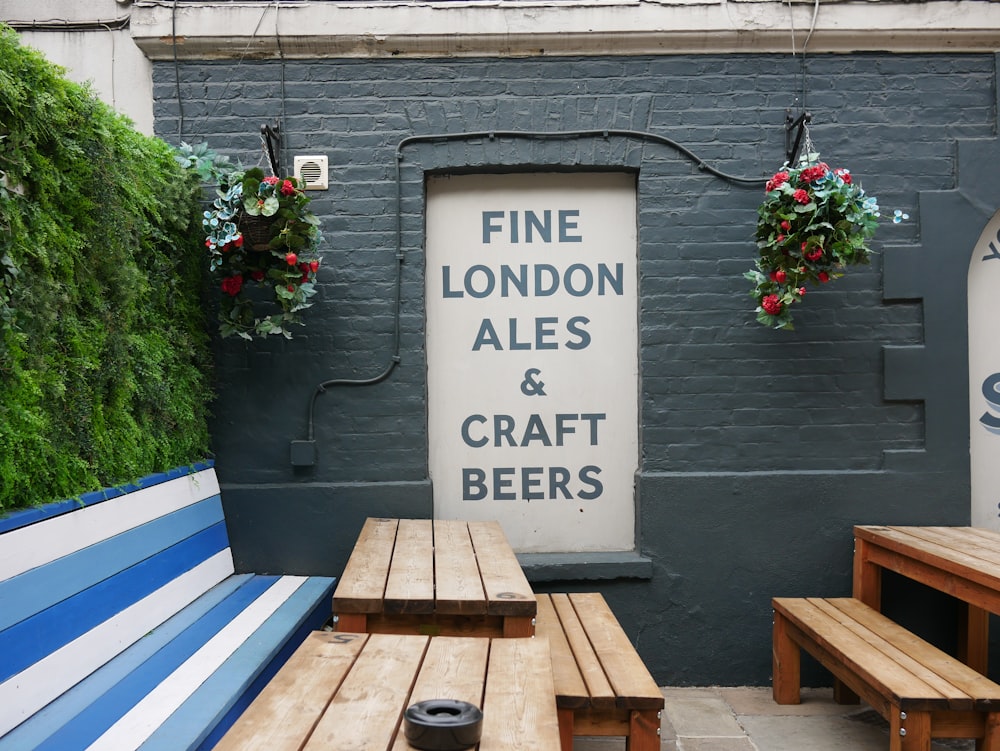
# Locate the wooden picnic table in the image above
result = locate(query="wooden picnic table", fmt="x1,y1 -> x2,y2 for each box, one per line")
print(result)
854,525 -> 1000,675
333,517 -> 536,637
214,631 -> 561,751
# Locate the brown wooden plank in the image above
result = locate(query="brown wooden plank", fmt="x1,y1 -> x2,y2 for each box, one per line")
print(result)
818,599 -> 985,710
479,636 -> 562,751
215,631 -> 368,751
535,594 -> 589,709
828,598 -> 1000,708
569,592 -> 663,710
468,521 -> 536,617
551,593 -> 616,710
333,517 -> 398,614
388,636 -> 490,751
773,598 -> 951,711
384,519 -> 435,614
433,519 -> 488,615
303,633 -> 428,751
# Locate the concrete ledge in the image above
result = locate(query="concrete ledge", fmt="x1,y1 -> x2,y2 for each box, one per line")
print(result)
131,0 -> 1000,59
517,550 -> 653,581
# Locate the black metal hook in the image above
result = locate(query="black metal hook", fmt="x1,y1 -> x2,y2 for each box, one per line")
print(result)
784,110 -> 812,165
261,121 -> 281,176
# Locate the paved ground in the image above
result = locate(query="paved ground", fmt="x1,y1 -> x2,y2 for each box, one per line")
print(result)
573,686 -> 975,750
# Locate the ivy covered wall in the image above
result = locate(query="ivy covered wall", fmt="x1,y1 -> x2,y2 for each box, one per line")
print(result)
0,26 -> 212,511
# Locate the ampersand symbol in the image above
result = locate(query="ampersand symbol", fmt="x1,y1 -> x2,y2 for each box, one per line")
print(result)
520,368 -> 547,396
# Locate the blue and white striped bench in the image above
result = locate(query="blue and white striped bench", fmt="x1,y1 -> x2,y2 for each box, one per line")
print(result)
0,463 -> 336,750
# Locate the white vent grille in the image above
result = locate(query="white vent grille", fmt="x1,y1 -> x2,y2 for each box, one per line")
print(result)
293,155 -> 328,190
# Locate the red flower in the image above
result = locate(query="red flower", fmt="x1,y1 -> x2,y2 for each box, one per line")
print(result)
309,260 -> 320,273
766,171 -> 790,192
205,239 -> 212,248
799,163 -> 829,183
818,271 -> 830,283
221,274 -> 243,297
835,168 -> 851,184
250,270 -> 265,282
805,247 -> 824,262
780,220 -> 791,231
280,179 -> 296,196
287,284 -> 296,293
761,294 -> 783,316
769,269 -> 787,283
234,235 -> 244,248
798,287 -> 806,296
776,234 -> 785,243
285,252 -> 298,266
262,176 -> 279,186
793,189 -> 810,205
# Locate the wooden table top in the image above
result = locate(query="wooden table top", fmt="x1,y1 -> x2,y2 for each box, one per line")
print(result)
854,525 -> 1000,594
215,631 -> 561,751
333,518 -> 536,618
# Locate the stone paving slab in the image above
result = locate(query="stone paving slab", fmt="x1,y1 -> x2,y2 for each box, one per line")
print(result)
572,687 -> 975,751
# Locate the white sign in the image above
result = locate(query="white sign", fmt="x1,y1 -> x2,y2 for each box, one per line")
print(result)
426,173 -> 638,553
969,209 -> 1000,529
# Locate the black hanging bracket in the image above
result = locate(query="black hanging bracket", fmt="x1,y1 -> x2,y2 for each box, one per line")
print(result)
261,121 -> 281,176
784,110 -> 812,165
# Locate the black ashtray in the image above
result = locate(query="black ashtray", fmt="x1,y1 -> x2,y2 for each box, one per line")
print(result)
403,699 -> 484,751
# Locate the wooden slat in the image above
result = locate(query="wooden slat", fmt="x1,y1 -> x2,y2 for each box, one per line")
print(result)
468,521 -> 535,617
551,593 -> 616,710
815,599 -> 974,709
384,519 -> 435,615
479,637 -> 561,751
535,594 -> 589,709
570,593 -> 663,710
433,520 -> 487,615
332,518 -> 398,615
214,631 -> 368,751
827,598 -> 1000,708
303,633 -> 428,751
388,636 -> 489,751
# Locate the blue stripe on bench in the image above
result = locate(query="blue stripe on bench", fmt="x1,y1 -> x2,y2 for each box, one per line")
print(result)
0,574 -> 256,750
0,521 -> 230,683
6,575 -> 274,750
0,496 -> 226,632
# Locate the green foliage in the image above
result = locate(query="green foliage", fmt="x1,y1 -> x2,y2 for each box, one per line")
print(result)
744,153 -> 881,331
0,25 -> 212,511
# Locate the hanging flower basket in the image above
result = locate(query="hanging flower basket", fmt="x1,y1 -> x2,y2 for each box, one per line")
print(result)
744,152 -> 880,331
202,167 -> 323,340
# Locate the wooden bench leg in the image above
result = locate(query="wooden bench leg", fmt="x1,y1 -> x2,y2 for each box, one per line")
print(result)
772,608 -> 801,704
980,712 -> 1000,751
335,613 -> 367,632
833,678 -> 860,705
556,707 -> 574,751
890,708 -> 930,751
958,603 -> 990,675
502,615 -> 535,637
626,709 -> 661,751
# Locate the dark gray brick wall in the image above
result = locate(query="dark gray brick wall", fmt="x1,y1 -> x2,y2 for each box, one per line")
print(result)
154,52 -> 997,683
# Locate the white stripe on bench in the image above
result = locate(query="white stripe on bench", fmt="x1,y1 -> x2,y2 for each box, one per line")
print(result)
0,550 -> 235,737
87,576 -> 307,751
0,468 -> 219,581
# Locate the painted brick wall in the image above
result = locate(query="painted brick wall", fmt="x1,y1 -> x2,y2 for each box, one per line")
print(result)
154,53 -> 997,683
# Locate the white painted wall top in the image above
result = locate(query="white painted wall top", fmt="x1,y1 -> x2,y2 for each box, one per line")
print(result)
129,0 -> 1000,59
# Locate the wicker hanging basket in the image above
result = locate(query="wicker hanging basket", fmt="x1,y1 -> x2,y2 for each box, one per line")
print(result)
238,214 -> 278,251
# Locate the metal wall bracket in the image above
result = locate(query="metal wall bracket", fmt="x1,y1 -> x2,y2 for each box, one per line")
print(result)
785,110 -> 812,165
261,121 -> 281,176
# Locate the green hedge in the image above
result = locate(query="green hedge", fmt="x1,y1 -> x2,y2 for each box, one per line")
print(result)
0,26 -> 212,511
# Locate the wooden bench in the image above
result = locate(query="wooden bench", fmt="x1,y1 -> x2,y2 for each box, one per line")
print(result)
0,463 -> 336,750
535,592 -> 664,751
773,596 -> 1000,751
333,517 -> 536,637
